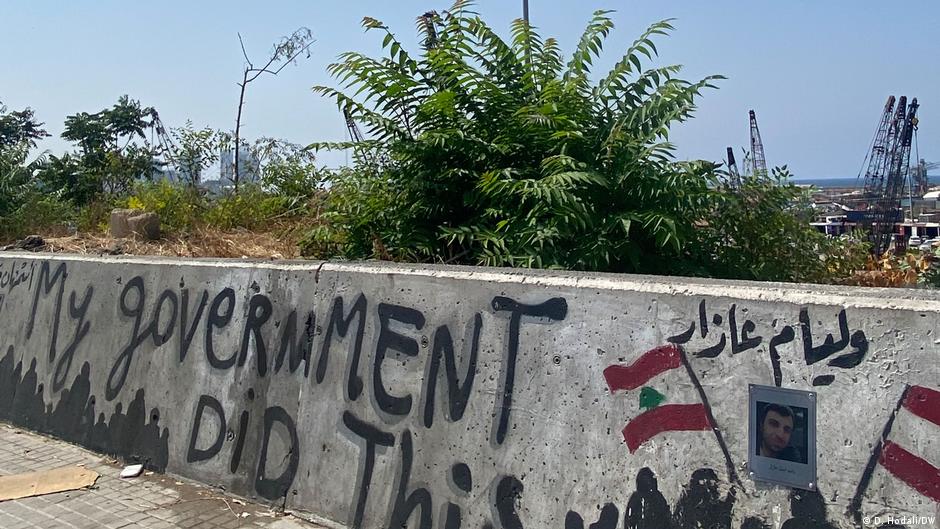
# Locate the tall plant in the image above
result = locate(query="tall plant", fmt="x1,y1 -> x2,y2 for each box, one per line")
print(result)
55,95 -> 159,201
232,28 -> 314,191
311,2 -> 723,272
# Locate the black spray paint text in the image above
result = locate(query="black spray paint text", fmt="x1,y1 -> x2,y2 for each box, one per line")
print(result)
106,276 -> 567,441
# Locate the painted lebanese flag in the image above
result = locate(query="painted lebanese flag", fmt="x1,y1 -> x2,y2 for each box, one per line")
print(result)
877,385 -> 940,502
603,344 -> 713,453
849,384 -> 940,521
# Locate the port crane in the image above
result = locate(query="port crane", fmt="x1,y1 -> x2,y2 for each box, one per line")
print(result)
858,96 -> 920,255
749,110 -> 768,178
723,110 -> 765,186
343,108 -> 365,144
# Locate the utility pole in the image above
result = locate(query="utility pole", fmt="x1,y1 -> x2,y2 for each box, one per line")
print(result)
523,0 -> 529,23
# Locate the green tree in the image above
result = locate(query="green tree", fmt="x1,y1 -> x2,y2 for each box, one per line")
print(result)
0,103 -> 72,241
0,102 -> 50,151
0,102 -> 46,215
36,153 -> 95,205
253,137 -> 320,199
310,2 -> 722,272
169,121 -> 222,186
53,95 -> 159,202
0,134 -> 73,242
682,166 -> 869,283
62,96 -> 155,154
0,144 -> 44,217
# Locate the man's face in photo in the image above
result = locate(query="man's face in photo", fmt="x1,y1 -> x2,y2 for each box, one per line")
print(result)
761,409 -> 793,456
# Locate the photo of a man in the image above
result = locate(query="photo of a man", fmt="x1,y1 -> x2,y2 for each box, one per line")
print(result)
748,385 -> 816,489
755,402 -> 807,464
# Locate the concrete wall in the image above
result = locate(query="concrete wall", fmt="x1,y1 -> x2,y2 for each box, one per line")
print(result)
0,253 -> 937,529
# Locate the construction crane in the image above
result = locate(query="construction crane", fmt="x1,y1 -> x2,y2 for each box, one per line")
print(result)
748,110 -> 768,179
860,96 -> 896,201
858,96 -> 919,255
342,107 -> 389,168
887,98 -> 919,248
343,108 -> 365,144
146,110 -> 190,184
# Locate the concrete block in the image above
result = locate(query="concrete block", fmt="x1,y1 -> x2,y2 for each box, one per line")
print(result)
109,209 -> 135,238
126,212 -> 160,240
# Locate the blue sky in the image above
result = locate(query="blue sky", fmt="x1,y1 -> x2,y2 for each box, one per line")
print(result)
2,1 -> 937,178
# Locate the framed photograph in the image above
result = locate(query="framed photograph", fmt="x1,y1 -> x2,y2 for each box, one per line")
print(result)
748,384 -> 816,490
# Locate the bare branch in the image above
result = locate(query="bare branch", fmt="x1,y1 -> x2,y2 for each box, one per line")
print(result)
245,54 -> 281,83
238,33 -> 253,68
232,27 -> 314,192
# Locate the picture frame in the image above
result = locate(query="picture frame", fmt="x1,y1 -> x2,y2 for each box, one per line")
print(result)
748,384 -> 817,490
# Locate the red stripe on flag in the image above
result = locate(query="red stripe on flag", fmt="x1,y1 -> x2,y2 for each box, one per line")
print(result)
903,385 -> 940,428
622,403 -> 712,453
879,440 -> 940,503
604,344 -> 683,392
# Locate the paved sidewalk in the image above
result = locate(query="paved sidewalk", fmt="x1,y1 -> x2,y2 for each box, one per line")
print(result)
0,423 -> 324,529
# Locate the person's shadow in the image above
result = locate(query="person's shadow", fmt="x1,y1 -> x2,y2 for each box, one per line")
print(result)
624,468 -> 672,529
780,488 -> 837,529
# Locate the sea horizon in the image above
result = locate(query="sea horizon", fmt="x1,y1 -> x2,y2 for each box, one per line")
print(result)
791,176 -> 940,189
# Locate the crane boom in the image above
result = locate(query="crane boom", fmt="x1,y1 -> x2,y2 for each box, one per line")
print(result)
861,96 -> 896,200
748,110 -> 767,179
344,108 -> 365,143
891,98 -> 918,204
859,96 -> 919,255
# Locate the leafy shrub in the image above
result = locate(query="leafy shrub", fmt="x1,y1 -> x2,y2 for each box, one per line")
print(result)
37,153 -> 101,207
252,139 -> 322,200
123,179 -> 312,235
683,167 -> 871,283
821,233 -> 871,283
300,167 -> 397,258
0,192 -> 75,241
310,4 -> 722,272
839,251 -> 929,288
0,144 -> 40,218
170,122 -> 223,186
203,184 -> 296,230
76,198 -> 118,233
918,250 -> 940,288
0,142 -> 76,241
125,180 -> 205,232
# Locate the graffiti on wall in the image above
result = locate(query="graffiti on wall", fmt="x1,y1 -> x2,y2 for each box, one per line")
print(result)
0,260 -> 577,527
563,465 -> 852,529
847,384 -> 940,523
0,261 -> 169,470
666,300 -> 868,387
0,348 -> 170,471
604,299 -> 939,528
0,259 -> 937,529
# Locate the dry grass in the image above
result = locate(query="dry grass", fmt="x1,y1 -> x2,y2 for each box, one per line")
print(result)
40,224 -> 305,259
